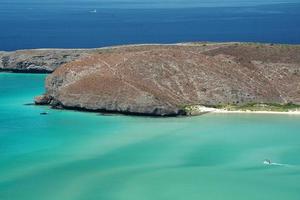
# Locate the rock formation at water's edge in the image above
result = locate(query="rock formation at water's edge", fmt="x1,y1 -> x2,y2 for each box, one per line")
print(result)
0,49 -> 95,73
33,43 -> 300,116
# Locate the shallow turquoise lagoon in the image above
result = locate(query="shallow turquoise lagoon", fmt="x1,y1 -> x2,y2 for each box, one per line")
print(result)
0,73 -> 300,200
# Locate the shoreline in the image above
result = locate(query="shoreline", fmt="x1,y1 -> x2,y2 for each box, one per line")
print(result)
3,42 -> 296,53
212,109 -> 300,115
185,106 -> 300,116
2,42 -> 297,117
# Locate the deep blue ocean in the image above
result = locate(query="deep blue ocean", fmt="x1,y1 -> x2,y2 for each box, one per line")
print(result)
0,0 -> 300,51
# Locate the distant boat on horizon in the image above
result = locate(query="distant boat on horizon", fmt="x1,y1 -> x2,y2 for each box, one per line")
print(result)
89,9 -> 97,13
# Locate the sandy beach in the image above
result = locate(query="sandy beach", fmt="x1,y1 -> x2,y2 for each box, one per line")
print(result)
190,106 -> 300,115
213,109 -> 300,115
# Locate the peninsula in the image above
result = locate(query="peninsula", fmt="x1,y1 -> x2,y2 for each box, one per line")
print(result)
1,43 -> 300,116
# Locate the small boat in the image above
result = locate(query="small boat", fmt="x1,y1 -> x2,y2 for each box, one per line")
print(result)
89,9 -> 97,13
263,159 -> 272,165
40,112 -> 48,115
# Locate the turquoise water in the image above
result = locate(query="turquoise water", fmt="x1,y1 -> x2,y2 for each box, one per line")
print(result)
0,73 -> 300,200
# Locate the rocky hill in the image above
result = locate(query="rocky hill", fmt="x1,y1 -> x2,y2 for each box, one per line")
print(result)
33,43 -> 300,116
0,49 -> 95,73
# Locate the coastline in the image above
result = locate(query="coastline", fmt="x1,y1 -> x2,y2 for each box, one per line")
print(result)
3,42 -> 297,74
212,109 -> 300,115
188,106 -> 300,115
34,42 -> 300,117
0,42 -> 229,74
1,42 -> 299,117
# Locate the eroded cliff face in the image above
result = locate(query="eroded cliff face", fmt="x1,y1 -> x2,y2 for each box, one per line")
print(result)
36,43 -> 300,116
0,49 -> 93,73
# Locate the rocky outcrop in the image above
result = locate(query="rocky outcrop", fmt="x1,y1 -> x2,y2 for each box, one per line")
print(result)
34,95 -> 52,105
0,49 -> 94,73
1,45 -> 194,73
35,43 -> 300,116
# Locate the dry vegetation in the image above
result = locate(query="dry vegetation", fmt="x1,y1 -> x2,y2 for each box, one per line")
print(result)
33,43 -> 300,116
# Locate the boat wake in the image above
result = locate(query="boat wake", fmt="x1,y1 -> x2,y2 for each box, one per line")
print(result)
263,160 -> 291,167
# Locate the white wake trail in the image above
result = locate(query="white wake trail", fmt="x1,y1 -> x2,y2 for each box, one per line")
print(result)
263,161 -> 292,167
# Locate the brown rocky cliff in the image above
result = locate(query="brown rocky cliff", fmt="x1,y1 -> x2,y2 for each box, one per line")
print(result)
36,43 -> 300,116
0,49 -> 94,73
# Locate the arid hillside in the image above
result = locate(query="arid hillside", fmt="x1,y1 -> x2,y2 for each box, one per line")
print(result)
0,49 -> 95,73
33,43 -> 300,116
